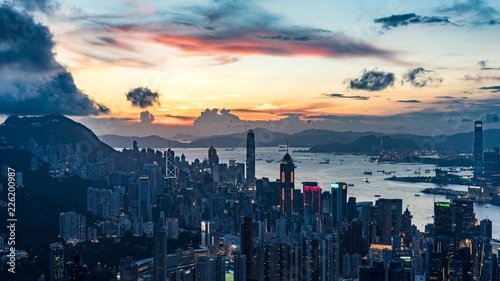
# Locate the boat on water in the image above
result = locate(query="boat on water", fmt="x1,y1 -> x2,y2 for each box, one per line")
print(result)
319,161 -> 330,164
225,148 -> 236,151
348,183 -> 354,187
415,194 -> 421,197
266,159 -> 274,163
374,194 -> 380,197
365,178 -> 370,183
364,169 -> 373,175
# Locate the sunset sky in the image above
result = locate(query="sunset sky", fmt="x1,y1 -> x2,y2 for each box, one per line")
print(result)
1,0 -> 500,137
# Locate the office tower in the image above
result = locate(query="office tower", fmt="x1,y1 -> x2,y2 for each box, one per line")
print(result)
241,216 -> 253,281
214,255 -> 226,281
153,212 -> 167,281
375,198 -> 402,244
401,206 -> 413,247
279,151 -> 295,216
472,237 -> 493,280
448,259 -> 463,281
455,247 -> 473,281
331,182 -> 347,226
228,159 -> 245,184
246,130 -> 255,187
483,148 -> 500,179
343,254 -> 362,280
64,252 -> 90,281
434,202 -> 453,238
453,198 -> 476,240
480,219 -> 492,239
234,254 -> 247,281
195,257 -> 213,281
302,234 -> 330,280
59,211 -> 86,243
138,176 -> 152,221
474,121 -> 483,179
340,218 -> 364,257
50,243 -> 65,281
120,257 -> 138,281
347,197 -> 357,222
165,148 -> 176,193
201,221 -> 215,248
303,182 -> 321,216
142,162 -> 163,197
208,144 -> 219,167
434,236 -> 455,280
359,259 -> 385,281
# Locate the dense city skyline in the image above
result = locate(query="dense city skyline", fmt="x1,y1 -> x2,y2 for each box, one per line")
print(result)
1,0 -> 500,137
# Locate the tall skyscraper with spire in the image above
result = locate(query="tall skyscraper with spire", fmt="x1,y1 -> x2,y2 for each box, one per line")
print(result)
246,130 -> 255,187
474,121 -> 483,179
280,150 -> 295,216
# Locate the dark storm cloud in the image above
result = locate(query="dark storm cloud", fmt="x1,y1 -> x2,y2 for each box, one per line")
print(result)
436,0 -> 500,25
401,68 -> 443,88
344,69 -> 396,91
397,100 -> 422,103
0,5 -> 109,115
125,87 -> 160,108
374,13 -> 452,30
480,86 -> 500,92
323,93 -> 370,100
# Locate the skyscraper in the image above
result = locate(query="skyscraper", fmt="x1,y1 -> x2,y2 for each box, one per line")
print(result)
246,130 -> 255,187
434,202 -> 453,238
453,198 -> 476,240
303,182 -> 321,216
280,151 -> 294,216
375,198 -> 402,244
331,182 -> 347,226
480,219 -> 492,239
241,216 -> 253,281
208,144 -> 219,167
50,242 -> 65,281
474,121 -> 483,179
153,212 -> 167,281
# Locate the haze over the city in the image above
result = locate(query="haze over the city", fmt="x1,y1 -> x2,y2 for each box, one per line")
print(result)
1,0 -> 500,137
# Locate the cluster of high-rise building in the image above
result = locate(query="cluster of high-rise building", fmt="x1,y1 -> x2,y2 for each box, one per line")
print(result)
41,124 -> 500,280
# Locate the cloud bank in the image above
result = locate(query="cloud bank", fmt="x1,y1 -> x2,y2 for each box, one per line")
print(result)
0,4 -> 108,115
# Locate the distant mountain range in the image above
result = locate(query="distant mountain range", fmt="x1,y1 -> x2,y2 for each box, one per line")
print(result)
1,114 -> 498,154
100,128 -> 500,153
